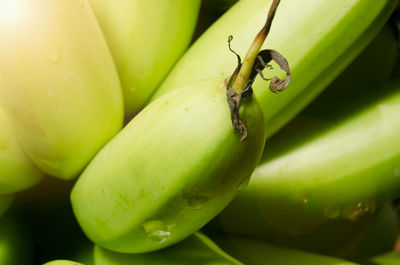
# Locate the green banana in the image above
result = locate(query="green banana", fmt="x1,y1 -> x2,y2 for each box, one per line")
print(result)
88,0 -> 201,117
71,1 -> 286,253
43,261 -> 83,265
218,80 -> 400,239
71,77 -> 266,253
94,233 -> 243,265
0,105 -> 44,194
0,0 -> 123,180
150,0 -> 397,138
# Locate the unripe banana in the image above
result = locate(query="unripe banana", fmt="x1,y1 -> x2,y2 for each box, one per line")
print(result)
43,261 -> 83,265
219,81 -> 400,239
94,232 -> 243,265
151,0 -> 397,137
0,105 -> 43,194
72,1 -> 286,253
71,77 -> 266,253
88,0 -> 201,117
0,0 -> 123,180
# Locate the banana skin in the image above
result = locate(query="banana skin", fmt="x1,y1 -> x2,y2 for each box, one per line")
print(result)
0,0 -> 124,180
71,77 -> 266,253
150,0 -> 397,137
88,0 -> 201,117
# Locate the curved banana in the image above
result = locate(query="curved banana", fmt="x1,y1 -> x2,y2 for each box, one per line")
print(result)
0,0 -> 124,180
88,0 -> 201,117
71,77 -> 266,253
151,0 -> 397,137
71,1 -> 285,253
219,80 -> 400,242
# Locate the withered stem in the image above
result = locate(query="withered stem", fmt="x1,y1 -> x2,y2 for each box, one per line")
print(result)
230,0 -> 281,93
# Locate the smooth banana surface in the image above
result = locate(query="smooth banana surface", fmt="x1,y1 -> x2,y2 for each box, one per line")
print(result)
151,0 -> 397,137
219,81 -> 400,237
71,77 -> 266,253
0,106 -> 44,194
94,233 -> 243,265
0,0 -> 123,180
88,0 -> 201,117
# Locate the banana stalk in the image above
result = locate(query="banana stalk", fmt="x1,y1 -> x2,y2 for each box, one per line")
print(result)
218,80 -> 400,241
0,0 -> 124,180
0,106 -> 43,194
150,0 -> 397,138
88,0 -> 201,117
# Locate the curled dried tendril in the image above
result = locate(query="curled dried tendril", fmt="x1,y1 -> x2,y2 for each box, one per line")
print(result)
225,35 -> 291,141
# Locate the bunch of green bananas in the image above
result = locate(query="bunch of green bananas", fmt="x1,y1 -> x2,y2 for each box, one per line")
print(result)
0,0 -> 400,264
